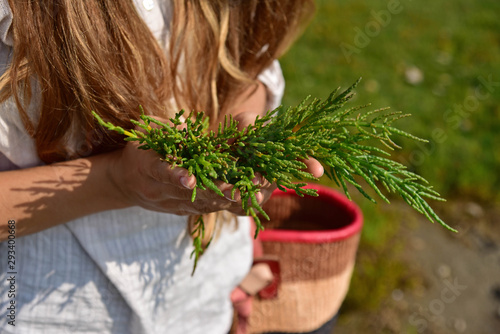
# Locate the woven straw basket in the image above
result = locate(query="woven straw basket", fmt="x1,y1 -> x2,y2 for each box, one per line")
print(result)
248,184 -> 363,334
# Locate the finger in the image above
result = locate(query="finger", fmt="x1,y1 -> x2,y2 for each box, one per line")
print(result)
252,172 -> 271,187
195,180 -> 242,202
164,197 -> 245,216
250,173 -> 267,204
222,187 -> 241,203
149,158 -> 197,189
302,157 -> 324,178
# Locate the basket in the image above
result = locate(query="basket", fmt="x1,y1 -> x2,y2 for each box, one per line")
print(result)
248,183 -> 363,334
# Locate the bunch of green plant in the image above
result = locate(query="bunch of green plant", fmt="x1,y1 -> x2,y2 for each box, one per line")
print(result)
93,79 -> 456,272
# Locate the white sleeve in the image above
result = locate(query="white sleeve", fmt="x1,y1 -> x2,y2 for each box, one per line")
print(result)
0,0 -> 12,47
0,0 -> 43,169
257,60 -> 285,112
0,0 -> 12,74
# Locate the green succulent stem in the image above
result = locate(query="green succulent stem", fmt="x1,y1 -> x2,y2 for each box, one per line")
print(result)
92,79 -> 455,274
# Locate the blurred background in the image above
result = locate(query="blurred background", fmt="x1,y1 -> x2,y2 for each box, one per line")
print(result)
279,0 -> 500,333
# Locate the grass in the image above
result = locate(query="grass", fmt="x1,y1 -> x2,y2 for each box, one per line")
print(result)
281,0 -> 500,202
279,0 -> 500,330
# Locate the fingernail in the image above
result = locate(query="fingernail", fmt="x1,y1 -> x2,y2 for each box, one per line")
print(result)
180,176 -> 193,189
256,192 -> 264,204
252,175 -> 262,185
223,190 -> 237,202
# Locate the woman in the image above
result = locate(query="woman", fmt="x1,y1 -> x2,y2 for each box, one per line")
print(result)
0,1 -> 320,333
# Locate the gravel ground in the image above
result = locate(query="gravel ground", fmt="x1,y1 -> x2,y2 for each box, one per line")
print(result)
333,199 -> 500,334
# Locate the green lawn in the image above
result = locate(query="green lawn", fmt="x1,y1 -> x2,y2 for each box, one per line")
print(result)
281,0 -> 500,202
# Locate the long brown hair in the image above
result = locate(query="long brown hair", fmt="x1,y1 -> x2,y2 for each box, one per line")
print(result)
0,0 -> 314,163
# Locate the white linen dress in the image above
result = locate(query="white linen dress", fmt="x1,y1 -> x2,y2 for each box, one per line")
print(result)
0,1 -> 285,333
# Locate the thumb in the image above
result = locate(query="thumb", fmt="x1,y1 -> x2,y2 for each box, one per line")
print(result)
149,158 -> 196,189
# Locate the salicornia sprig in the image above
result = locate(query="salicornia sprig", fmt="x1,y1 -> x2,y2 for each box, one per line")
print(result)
92,79 -> 455,273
